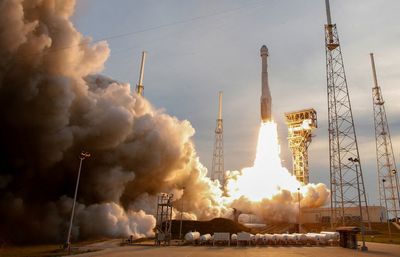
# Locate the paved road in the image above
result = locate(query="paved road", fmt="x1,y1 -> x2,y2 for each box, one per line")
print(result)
76,242 -> 400,257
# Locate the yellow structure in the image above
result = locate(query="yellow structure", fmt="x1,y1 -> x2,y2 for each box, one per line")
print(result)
285,109 -> 317,184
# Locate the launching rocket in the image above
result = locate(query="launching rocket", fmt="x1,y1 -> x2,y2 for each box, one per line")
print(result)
260,45 -> 272,122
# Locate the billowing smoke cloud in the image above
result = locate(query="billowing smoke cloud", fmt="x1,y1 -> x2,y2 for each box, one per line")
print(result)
229,183 -> 329,223
0,0 -> 225,244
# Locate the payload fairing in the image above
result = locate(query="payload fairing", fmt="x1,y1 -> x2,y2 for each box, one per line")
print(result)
260,45 -> 272,122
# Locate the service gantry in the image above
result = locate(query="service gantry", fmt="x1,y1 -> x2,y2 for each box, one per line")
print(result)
285,109 -> 317,185
370,53 -> 400,221
154,193 -> 173,245
324,0 -> 370,227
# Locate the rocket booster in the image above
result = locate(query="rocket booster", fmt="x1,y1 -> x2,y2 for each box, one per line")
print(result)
260,45 -> 272,122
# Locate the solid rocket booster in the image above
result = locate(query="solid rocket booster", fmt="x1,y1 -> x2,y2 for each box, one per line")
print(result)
260,45 -> 272,122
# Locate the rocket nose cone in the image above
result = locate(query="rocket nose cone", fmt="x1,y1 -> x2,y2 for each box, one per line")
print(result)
260,45 -> 268,56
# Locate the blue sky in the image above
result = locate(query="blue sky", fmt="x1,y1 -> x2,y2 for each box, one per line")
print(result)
72,0 -> 400,206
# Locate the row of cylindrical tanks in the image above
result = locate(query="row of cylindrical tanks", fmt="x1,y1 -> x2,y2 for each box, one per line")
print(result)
184,231 -> 340,246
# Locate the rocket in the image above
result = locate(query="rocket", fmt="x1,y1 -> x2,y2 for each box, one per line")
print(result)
260,45 -> 272,122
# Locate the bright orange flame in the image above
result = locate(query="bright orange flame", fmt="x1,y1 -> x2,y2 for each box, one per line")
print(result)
226,122 -> 302,201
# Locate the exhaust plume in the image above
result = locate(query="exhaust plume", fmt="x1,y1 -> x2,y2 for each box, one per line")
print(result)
224,122 -> 329,223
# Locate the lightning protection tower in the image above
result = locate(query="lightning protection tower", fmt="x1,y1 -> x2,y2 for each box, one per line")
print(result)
211,91 -> 225,186
136,51 -> 146,96
324,0 -> 370,227
285,109 -> 317,185
370,53 -> 400,221
154,193 -> 173,246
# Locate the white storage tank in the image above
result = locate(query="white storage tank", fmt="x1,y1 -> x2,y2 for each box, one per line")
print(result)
185,231 -> 200,243
200,234 -> 211,244
320,231 -> 339,240
231,233 -> 238,243
264,234 -> 277,245
275,234 -> 288,244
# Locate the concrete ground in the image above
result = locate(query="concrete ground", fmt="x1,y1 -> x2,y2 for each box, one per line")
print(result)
76,242 -> 400,257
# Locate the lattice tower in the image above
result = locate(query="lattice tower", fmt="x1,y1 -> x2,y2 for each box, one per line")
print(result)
324,0 -> 370,227
211,91 -> 225,187
370,53 -> 400,220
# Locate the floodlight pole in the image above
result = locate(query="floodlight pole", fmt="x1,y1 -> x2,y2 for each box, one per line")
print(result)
349,157 -> 367,251
382,179 -> 393,242
392,169 -> 400,221
297,187 -> 301,233
66,151 -> 90,254
179,187 -> 185,241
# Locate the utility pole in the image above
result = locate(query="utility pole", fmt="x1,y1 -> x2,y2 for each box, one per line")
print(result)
66,151 -> 90,254
323,0 -> 370,228
382,179 -> 393,242
179,187 -> 185,241
297,187 -> 301,233
349,158 -> 368,251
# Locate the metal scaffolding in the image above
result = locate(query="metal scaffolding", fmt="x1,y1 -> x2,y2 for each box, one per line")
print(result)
155,193 -> 173,245
370,53 -> 400,221
324,0 -> 370,227
285,109 -> 317,185
211,91 -> 225,187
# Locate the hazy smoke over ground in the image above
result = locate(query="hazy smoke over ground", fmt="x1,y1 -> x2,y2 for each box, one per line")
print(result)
0,0 -> 224,244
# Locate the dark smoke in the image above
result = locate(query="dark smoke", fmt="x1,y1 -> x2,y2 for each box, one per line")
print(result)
0,0 -> 224,244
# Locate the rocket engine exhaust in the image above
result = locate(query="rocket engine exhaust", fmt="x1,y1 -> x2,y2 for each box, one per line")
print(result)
260,45 -> 272,122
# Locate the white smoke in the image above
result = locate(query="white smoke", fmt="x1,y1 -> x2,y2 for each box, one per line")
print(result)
0,0 -> 226,243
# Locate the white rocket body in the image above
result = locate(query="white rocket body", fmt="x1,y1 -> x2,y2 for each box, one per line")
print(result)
260,45 -> 272,122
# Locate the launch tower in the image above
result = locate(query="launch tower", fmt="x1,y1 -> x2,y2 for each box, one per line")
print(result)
324,0 -> 370,227
370,53 -> 400,221
211,91 -> 225,186
285,109 -> 317,185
